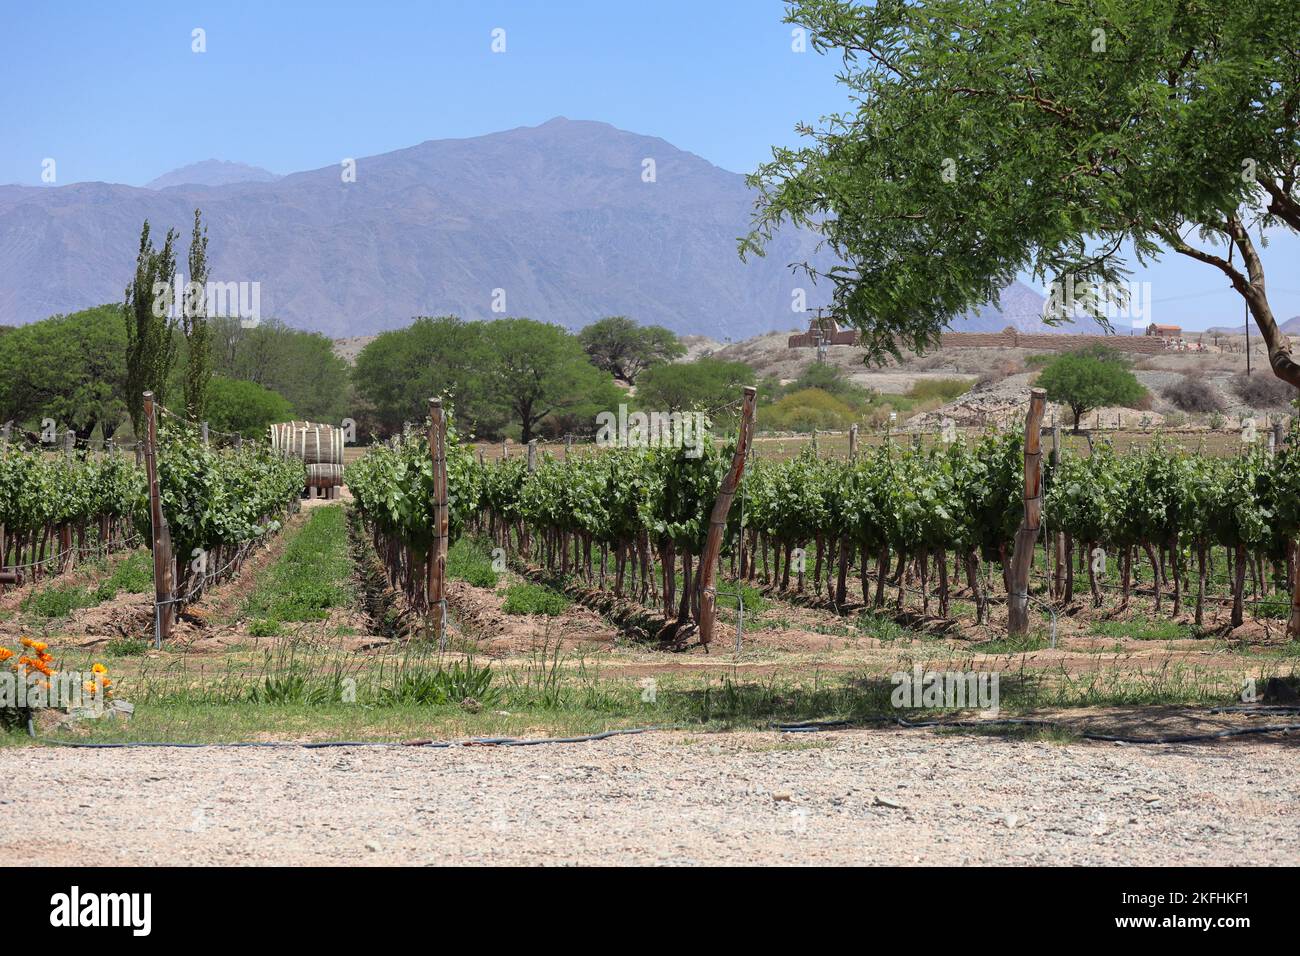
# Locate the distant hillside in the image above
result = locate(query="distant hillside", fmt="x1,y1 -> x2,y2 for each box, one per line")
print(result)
1205,315 -> 1300,337
146,160 -> 281,190
0,119 -> 829,340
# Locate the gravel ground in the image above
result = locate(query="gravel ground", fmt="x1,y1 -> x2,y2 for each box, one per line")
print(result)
4,730 -> 1295,866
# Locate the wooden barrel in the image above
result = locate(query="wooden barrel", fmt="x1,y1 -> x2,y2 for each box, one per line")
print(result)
269,421 -> 345,491
305,463 -> 344,488
269,421 -> 344,467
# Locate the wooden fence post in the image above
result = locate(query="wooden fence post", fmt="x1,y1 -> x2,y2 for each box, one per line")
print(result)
201,421 -> 209,448
143,392 -> 175,645
0,423 -> 7,593
1052,424 -> 1065,600
698,386 -> 758,649
527,439 -> 537,473
848,424 -> 858,460
1008,389 -> 1047,634
427,398 -> 449,650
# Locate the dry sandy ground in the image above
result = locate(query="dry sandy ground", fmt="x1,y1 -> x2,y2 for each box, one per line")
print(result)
4,729 -> 1295,866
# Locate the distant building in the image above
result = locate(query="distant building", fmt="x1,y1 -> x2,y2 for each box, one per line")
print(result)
788,314 -> 858,348
1145,323 -> 1181,337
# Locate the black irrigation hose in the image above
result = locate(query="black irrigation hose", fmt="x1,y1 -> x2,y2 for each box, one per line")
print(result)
773,715 -> 1300,744
26,724 -> 678,750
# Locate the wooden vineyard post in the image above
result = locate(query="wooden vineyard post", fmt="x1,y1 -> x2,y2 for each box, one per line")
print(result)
1008,389 -> 1047,635
143,392 -> 175,646
527,439 -> 537,473
0,422 -> 6,593
848,424 -> 858,460
427,398 -> 449,651
1052,423 -> 1065,600
698,385 -> 758,649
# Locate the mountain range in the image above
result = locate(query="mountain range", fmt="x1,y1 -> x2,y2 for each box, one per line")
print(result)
0,118 -> 1153,341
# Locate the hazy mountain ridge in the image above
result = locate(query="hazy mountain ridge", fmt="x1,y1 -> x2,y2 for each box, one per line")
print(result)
0,119 -> 1100,340
146,160 -> 281,190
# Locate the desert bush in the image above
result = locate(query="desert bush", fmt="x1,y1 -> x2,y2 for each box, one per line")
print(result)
975,357 -> 1024,388
763,388 -> 859,431
907,377 -> 970,402
1231,372 -> 1296,409
1162,375 -> 1225,413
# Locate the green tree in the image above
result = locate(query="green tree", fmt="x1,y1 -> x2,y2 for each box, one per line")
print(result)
0,305 -> 127,439
182,208 -> 212,421
634,358 -> 755,420
210,316 -> 350,424
745,0 -> 1300,387
481,318 -> 622,443
123,220 -> 179,434
1037,352 -> 1146,432
578,316 -> 686,383
351,316 -> 492,436
206,376 -> 295,438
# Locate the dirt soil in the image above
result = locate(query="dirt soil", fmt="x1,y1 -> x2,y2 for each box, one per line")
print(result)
5,728 -> 1295,865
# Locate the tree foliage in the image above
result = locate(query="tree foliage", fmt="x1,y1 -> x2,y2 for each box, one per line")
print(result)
123,220 -> 179,435
1036,351 -> 1146,430
182,209 -> 212,422
209,316 -> 350,424
578,316 -> 685,384
206,376 -> 295,438
745,0 -> 1300,385
0,305 -> 128,438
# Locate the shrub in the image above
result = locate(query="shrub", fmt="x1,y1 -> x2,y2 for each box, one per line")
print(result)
763,388 -> 859,431
502,582 -> 571,616
1231,372 -> 1296,409
975,357 -> 1025,388
1162,375 -> 1225,413
907,377 -> 971,402
1036,350 -> 1147,431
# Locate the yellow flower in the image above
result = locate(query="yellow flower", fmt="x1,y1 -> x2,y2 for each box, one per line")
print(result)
31,641 -> 47,653
91,663 -> 108,675
20,637 -> 34,648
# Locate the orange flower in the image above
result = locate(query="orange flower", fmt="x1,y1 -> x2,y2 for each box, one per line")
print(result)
20,637 -> 34,648
0,648 -> 12,662
31,641 -> 47,653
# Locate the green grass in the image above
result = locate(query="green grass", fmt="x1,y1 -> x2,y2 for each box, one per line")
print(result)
855,611 -> 920,642
19,551 -> 155,620
972,632 -> 1050,654
1089,619 -> 1197,642
104,638 -> 150,657
244,505 -> 354,626
90,551 -> 153,602
447,536 -> 501,589
3,632 -> 1273,746
22,582 -> 96,618
501,582 -> 571,616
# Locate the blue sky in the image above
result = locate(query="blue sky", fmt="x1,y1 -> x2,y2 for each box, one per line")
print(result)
2,0 -> 1296,329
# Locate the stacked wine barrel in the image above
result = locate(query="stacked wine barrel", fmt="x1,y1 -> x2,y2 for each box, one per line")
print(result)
269,421 -> 346,498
